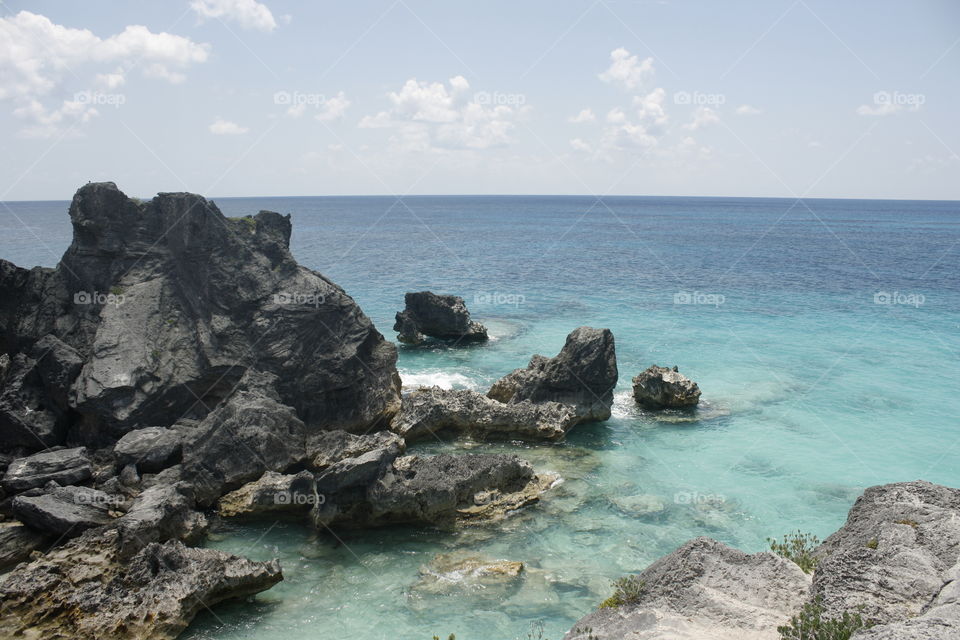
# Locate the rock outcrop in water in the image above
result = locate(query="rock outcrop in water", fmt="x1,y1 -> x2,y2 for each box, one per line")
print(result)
488,327 -> 618,423
632,364 -> 701,409
393,291 -> 488,344
391,387 -> 579,442
0,181 -> 401,449
564,480 -> 960,640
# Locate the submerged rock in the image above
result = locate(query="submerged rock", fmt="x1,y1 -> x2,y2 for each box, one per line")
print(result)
2,446 -> 92,493
0,181 -> 400,449
563,537 -> 811,640
0,527 -> 282,640
411,552 -> 525,600
488,327 -> 618,423
391,387 -> 579,442
632,365 -> 701,409
393,291 -> 488,344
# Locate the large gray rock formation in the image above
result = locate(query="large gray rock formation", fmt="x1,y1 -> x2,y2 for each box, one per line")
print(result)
0,527 -> 281,640
563,537 -> 811,640
393,291 -> 488,344
12,483 -> 120,537
488,327 -> 618,423
392,387 -> 578,442
113,426 -> 183,473
0,181 -> 400,450
2,446 -> 92,492
564,480 -> 960,639
632,365 -> 701,409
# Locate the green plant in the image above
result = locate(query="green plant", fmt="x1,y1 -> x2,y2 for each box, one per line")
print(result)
570,628 -> 600,640
865,538 -> 878,549
109,285 -> 124,295
430,635 -> 455,640
768,530 -> 821,573
894,519 -> 918,528
778,597 -> 870,639
599,575 -> 645,608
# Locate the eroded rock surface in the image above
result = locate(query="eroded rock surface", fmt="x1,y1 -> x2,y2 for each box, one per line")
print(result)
393,291 -> 488,344
632,365 -> 701,409
488,327 -> 618,423
2,446 -> 92,492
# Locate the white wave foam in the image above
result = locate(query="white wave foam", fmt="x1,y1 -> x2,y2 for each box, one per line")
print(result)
400,370 -> 479,391
611,390 -> 636,419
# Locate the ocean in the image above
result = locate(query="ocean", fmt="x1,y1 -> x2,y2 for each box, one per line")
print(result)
2,194 -> 958,639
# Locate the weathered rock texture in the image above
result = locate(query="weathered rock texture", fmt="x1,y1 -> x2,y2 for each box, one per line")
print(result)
632,365 -> 701,409
2,446 -> 92,492
393,291 -> 488,344
488,327 -> 618,423
0,528 -> 281,640
391,387 -> 579,442
0,181 -> 400,450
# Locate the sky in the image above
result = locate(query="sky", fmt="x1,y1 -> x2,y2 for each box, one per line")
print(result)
0,0 -> 958,201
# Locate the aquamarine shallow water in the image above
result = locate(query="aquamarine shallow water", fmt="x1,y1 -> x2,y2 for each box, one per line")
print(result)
2,195 -> 958,639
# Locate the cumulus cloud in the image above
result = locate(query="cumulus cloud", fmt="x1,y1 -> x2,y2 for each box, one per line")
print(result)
315,91 -> 351,122
209,118 -> 249,135
14,99 -> 99,139
0,11 -> 209,136
633,88 -> 668,130
190,0 -> 278,32
359,76 -> 528,151
736,104 -> 762,116
599,48 -> 654,90
570,138 -> 592,152
683,106 -> 720,130
569,108 -> 596,123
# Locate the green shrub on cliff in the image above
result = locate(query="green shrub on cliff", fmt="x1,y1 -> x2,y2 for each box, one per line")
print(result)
599,575 -> 645,608
768,530 -> 820,573
778,597 -> 870,639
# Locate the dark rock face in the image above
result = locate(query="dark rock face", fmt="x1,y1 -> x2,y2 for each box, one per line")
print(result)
632,365 -> 701,409
563,537 -> 810,640
488,327 -> 618,423
114,426 -> 183,473
0,521 -> 51,570
12,484 -> 119,537
0,181 -> 400,449
2,447 -> 92,492
0,528 -> 282,640
218,470 -> 319,518
307,429 -> 405,472
392,387 -> 578,442
393,291 -> 488,344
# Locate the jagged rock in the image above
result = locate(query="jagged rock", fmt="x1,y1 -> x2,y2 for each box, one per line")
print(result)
563,537 -> 811,640
0,181 -> 400,448
632,365 -> 701,409
114,426 -> 183,473
488,327 -> 618,423
812,480 -> 960,626
392,387 -> 579,442
393,291 -> 488,344
411,552 -> 524,598
2,446 -> 92,493
853,559 -> 960,638
307,429 -> 405,472
218,471 -> 318,518
359,453 -> 553,527
12,483 -> 120,536
314,446 -> 399,495
0,520 -> 52,570
0,527 -> 282,640
116,482 -> 207,553
179,371 -> 307,507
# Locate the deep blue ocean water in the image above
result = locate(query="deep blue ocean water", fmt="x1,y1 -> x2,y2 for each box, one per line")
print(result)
2,194 -> 958,639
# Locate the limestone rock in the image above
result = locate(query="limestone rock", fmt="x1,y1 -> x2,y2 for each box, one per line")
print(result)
632,365 -> 701,409
218,471 -> 318,518
393,291 -> 488,344
114,427 -> 183,474
2,446 -> 92,493
12,483 -> 120,536
392,387 -> 579,442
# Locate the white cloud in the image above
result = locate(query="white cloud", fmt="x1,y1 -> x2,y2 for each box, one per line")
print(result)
190,0 -> 278,32
599,48 -> 654,90
569,108 -> 596,123
683,106 -> 720,130
316,91 -> 350,122
570,138 -> 592,152
736,104 -> 762,116
359,76 -> 527,151
13,98 -> 98,139
633,88 -> 668,130
606,107 -> 627,124
0,11 -> 209,136
209,118 -> 249,135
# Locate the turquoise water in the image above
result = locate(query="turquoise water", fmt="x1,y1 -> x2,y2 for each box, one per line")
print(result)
2,195 -> 958,639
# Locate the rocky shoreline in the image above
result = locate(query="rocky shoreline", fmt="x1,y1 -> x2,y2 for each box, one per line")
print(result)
0,183 -> 956,639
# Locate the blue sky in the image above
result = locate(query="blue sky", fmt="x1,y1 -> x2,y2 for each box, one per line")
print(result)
1,0 -> 958,200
